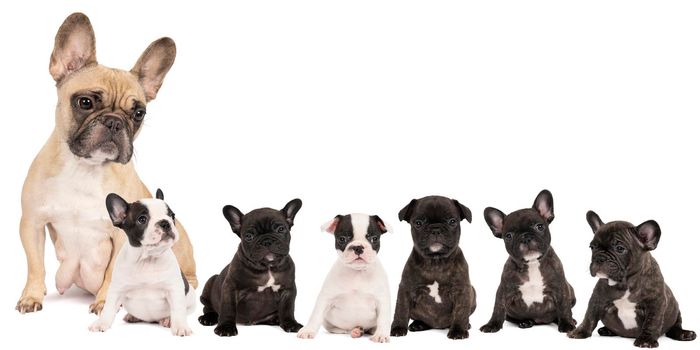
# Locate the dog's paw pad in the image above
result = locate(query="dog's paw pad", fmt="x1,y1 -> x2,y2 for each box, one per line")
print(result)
370,333 -> 390,343
214,324 -> 238,337
447,326 -> 469,340
479,323 -> 502,333
16,296 -> 43,314
297,327 -> 316,339
89,301 -> 105,315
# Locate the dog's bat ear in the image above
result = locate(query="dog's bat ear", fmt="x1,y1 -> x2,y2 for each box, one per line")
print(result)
371,215 -> 393,234
223,205 -> 244,236
131,37 -> 176,101
106,193 -> 129,227
635,220 -> 661,251
533,189 -> 555,223
586,210 -> 604,234
281,199 -> 302,227
452,199 -> 472,223
155,188 -> 164,200
49,13 -> 97,83
398,199 -> 417,222
321,215 -> 342,234
484,207 -> 506,238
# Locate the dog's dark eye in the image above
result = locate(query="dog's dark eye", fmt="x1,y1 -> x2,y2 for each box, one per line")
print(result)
368,236 -> 378,243
535,223 -> 545,232
338,236 -> 347,243
244,232 -> 254,241
77,97 -> 93,110
448,218 -> 457,226
504,232 -> 513,240
615,245 -> 626,254
276,226 -> 286,234
414,219 -> 424,228
137,215 -> 148,225
133,108 -> 146,121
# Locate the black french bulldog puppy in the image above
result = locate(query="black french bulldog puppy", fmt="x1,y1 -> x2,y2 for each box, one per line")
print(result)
568,211 -> 696,348
390,196 -> 477,340
198,199 -> 304,336
480,190 -> 577,333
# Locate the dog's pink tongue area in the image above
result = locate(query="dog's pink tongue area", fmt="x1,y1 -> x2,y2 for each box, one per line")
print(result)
429,243 -> 443,252
265,253 -> 275,261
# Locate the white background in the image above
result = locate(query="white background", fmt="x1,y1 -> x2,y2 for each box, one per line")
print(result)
1,1 -> 698,349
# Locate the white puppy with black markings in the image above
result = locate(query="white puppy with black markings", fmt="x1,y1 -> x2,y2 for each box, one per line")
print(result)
297,213 -> 392,343
89,189 -> 196,336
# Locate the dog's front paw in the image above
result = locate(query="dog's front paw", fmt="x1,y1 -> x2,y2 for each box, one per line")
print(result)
567,327 -> 592,339
214,323 -> 238,337
390,321 -> 408,337
297,327 -> 317,339
88,320 -> 110,332
281,320 -> 303,333
558,320 -> 577,333
198,312 -> 218,326
171,325 -> 193,337
370,332 -> 390,343
447,325 -> 469,340
16,295 -> 44,314
634,335 -> 659,348
479,322 -> 503,333
89,300 -> 105,315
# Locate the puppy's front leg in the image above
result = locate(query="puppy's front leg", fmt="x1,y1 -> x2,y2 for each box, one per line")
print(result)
167,287 -> 192,337
214,276 -> 238,337
88,288 -> 122,332
370,292 -> 392,343
390,283 -> 411,336
278,284 -> 303,333
90,229 -> 125,314
297,294 -> 331,339
447,286 -> 473,340
555,282 -> 577,333
634,299 -> 667,348
568,286 -> 604,339
16,216 -> 48,313
480,284 -> 507,333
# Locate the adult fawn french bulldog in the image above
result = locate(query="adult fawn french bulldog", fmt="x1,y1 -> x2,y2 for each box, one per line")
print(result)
16,13 -> 197,314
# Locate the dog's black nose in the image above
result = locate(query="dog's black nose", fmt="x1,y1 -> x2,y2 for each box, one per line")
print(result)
158,220 -> 171,231
351,245 -> 364,256
521,235 -> 533,244
103,115 -> 123,133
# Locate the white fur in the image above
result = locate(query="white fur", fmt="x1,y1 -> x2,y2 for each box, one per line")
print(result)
38,157 -> 113,295
427,281 -> 442,303
519,260 -> 545,307
614,290 -> 638,330
596,272 -> 618,286
89,202 -> 195,336
298,214 -> 391,343
258,270 -> 281,292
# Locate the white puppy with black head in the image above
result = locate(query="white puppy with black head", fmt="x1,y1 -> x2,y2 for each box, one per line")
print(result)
297,213 -> 392,343
89,189 -> 196,336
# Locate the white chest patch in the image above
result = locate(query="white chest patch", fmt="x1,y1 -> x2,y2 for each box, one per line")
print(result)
614,290 -> 638,330
519,260 -> 545,307
427,281 -> 442,303
258,270 -> 281,292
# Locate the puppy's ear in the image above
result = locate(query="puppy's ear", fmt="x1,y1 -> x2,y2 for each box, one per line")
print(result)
586,210 -> 604,234
372,215 -> 393,234
131,37 -> 176,101
532,189 -> 555,223
49,13 -> 97,83
155,188 -> 164,200
223,205 -> 244,236
321,215 -> 342,234
106,193 -> 129,227
398,199 -> 417,222
635,220 -> 661,251
281,199 -> 302,227
452,199 -> 472,223
484,207 -> 506,238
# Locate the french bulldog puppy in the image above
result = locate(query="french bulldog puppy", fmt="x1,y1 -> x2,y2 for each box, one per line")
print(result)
297,214 -> 392,343
480,190 -> 577,333
89,190 -> 196,336
199,199 -> 304,336
17,13 -> 197,314
390,196 -> 476,340
568,211 -> 696,347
